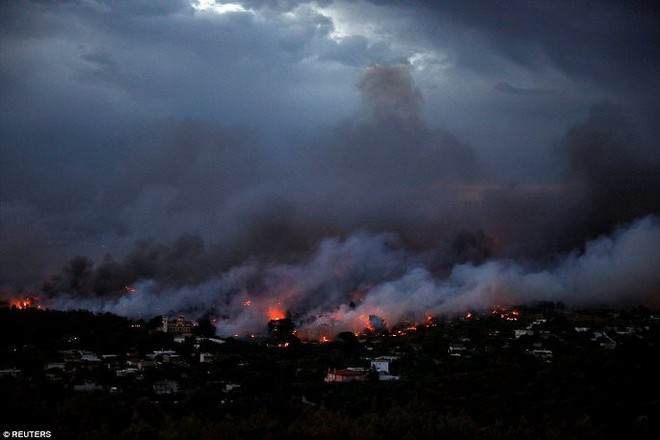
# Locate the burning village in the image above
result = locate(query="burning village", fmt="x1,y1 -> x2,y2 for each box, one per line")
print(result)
2,292 -> 660,439
2,0 -> 660,439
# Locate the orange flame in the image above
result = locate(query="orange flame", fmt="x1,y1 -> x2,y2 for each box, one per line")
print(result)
331,309 -> 344,321
243,299 -> 252,307
358,313 -> 376,333
490,306 -> 519,321
266,306 -> 285,321
9,295 -> 40,309
424,310 -> 434,326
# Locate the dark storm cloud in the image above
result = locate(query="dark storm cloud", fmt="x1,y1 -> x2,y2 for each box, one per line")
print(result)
303,64 -> 477,251
34,67 -> 660,309
105,0 -> 192,16
369,0 -> 660,85
494,82 -> 558,96
91,63 -> 477,261
556,103 -> 660,245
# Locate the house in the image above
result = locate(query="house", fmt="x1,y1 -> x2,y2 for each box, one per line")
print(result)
225,383 -> 241,392
148,350 -> 176,361
370,356 -> 400,381
0,369 -> 20,378
205,337 -> 226,345
73,382 -> 102,392
44,362 -> 66,371
102,354 -> 120,369
371,356 -> 397,373
448,342 -> 467,357
153,380 -> 179,395
138,360 -> 156,370
514,329 -> 534,339
116,368 -> 139,377
162,315 -> 195,335
200,352 -> 214,363
158,316 -> 169,333
592,331 -> 617,349
79,351 -> 101,363
531,349 -> 553,361
325,368 -> 367,383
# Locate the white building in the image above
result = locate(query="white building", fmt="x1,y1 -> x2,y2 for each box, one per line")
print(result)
515,329 -> 534,339
370,356 -> 400,381
200,352 -> 214,363
73,382 -> 102,392
153,380 -> 179,395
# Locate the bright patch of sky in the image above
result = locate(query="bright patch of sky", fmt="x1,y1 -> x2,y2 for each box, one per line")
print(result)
315,2 -> 380,42
316,2 -> 450,72
192,0 -> 250,15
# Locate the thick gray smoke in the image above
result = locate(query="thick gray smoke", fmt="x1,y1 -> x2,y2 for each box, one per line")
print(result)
47,215 -> 660,337
2,64 -> 660,330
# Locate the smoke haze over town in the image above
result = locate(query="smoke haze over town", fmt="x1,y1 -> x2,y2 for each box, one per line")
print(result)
1,0 -> 659,336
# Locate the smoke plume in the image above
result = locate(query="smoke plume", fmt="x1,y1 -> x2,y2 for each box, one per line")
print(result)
2,65 -> 659,335
47,216 -> 660,337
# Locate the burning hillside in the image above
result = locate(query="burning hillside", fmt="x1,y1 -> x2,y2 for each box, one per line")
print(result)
11,215 -> 657,339
2,63 -> 660,340
2,295 -> 41,310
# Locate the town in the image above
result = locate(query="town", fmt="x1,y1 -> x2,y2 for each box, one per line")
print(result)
1,301 -> 658,439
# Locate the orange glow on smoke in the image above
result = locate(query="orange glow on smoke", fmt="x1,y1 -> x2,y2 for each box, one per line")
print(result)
243,299 -> 252,307
123,285 -> 136,293
491,306 -> 519,321
9,295 -> 41,309
331,309 -> 344,321
358,313 -> 376,333
266,306 -> 286,321
350,283 -> 373,304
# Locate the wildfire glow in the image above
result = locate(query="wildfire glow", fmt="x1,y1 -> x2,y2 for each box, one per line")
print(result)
358,313 -> 376,333
243,300 -> 252,307
266,306 -> 286,321
491,306 -> 520,321
8,295 -> 41,310
350,283 -> 372,304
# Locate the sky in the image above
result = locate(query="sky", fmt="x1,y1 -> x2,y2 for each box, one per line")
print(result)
1,1 -> 659,333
